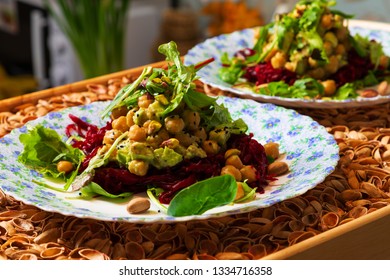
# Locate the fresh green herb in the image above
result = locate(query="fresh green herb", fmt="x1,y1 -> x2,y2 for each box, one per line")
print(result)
167,175 -> 237,217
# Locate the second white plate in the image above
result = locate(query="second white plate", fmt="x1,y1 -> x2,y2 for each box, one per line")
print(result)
184,20 -> 390,109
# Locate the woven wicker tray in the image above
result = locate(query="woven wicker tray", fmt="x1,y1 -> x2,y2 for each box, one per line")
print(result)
1,61 -> 390,260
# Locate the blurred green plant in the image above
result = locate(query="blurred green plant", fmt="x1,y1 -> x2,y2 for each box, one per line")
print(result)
44,0 -> 131,78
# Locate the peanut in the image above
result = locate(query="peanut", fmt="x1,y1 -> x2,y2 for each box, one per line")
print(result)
126,197 -> 151,214
377,81 -> 389,96
358,89 -> 378,98
267,161 -> 289,176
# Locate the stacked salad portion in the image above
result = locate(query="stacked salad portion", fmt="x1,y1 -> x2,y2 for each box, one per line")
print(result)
219,0 -> 390,100
17,42 -> 281,217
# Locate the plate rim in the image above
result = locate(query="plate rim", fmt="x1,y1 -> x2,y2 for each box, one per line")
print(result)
0,97 -> 339,223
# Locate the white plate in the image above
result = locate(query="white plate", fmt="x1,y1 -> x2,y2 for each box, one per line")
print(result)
0,97 -> 339,223
184,20 -> 390,109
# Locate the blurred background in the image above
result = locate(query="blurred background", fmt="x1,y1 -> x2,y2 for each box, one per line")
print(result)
1,0 -> 390,100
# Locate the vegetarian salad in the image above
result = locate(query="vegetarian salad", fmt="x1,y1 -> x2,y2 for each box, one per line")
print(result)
219,0 -> 390,100
17,42 -> 288,217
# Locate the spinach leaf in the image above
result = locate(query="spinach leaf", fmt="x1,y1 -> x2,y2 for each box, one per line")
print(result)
167,175 -> 237,217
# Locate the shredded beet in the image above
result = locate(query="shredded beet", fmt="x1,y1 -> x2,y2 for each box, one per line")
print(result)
228,133 -> 273,191
243,62 -> 297,86
66,115 -> 272,204
91,133 -> 271,203
330,49 -> 374,87
234,48 -> 374,89
66,114 -> 112,169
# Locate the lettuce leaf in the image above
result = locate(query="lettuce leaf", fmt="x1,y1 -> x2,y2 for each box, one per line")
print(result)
18,125 -> 84,181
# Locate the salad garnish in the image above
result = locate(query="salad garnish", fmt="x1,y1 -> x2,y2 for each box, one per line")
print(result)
219,0 -> 390,100
18,41 -> 287,217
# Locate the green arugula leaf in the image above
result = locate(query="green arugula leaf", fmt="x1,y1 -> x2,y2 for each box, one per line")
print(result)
100,66 -> 153,118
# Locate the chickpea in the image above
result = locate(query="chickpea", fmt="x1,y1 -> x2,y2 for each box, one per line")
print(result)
128,125 -> 146,141
335,44 -> 346,55
320,13 -> 333,30
174,132 -> 195,147
264,142 -> 280,160
270,52 -> 287,69
57,161 -> 74,173
157,128 -> 170,141
193,127 -> 207,142
161,138 -> 180,149
138,94 -> 154,109
112,116 -> 129,133
336,26 -> 348,41
221,165 -> 242,181
146,120 -> 162,135
323,41 -> 334,57
128,160 -> 149,176
308,57 -> 318,68
324,32 -> 338,48
321,80 -> 337,96
308,67 -> 325,80
224,148 -> 240,159
202,140 -> 220,155
111,106 -> 128,120
379,55 -> 389,69
226,155 -> 244,169
164,115 -> 185,134
182,110 -> 200,131
284,61 -> 297,72
325,55 -> 339,74
126,109 -> 136,127
98,144 -> 111,154
103,129 -> 122,145
240,165 -> 257,183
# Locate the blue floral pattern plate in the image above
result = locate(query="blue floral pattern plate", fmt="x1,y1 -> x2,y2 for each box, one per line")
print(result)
0,96 -> 339,223
184,20 -> 390,109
